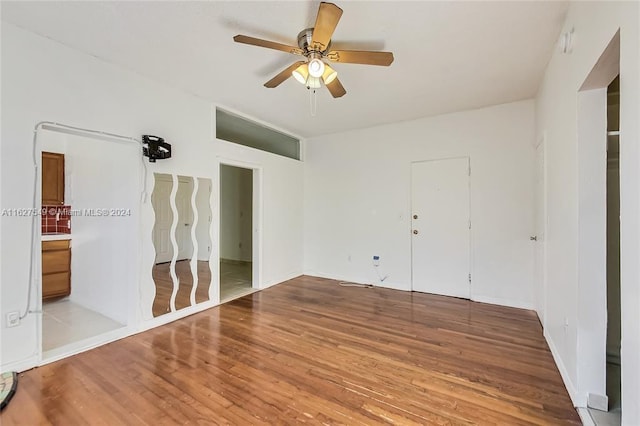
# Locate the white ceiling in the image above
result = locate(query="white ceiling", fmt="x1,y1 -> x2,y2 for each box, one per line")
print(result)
1,1 -> 568,138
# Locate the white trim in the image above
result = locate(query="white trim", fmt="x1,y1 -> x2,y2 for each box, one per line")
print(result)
137,299 -> 219,333
304,272 -> 409,292
577,408 -> 596,426
1,355 -> 39,374
471,295 -> 535,310
587,393 -> 608,411
213,104 -> 305,142
262,271 -> 304,289
545,328 -> 587,407
252,168 -> 263,290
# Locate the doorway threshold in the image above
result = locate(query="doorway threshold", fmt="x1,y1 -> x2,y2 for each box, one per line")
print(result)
220,287 -> 259,304
41,325 -> 130,366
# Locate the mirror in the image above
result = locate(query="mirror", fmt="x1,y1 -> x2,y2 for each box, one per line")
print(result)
195,178 -> 212,303
151,173 -> 174,316
151,173 -> 212,317
174,176 -> 195,310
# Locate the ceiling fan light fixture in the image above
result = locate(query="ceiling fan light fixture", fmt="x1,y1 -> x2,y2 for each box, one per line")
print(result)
321,63 -> 338,85
306,76 -> 322,89
308,58 -> 325,78
292,64 -> 309,84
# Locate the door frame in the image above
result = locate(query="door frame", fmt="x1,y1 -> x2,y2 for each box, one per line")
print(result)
534,136 -> 548,328
410,156 -> 472,298
217,159 -> 262,292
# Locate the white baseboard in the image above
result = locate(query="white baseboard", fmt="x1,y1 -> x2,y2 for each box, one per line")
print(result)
1,355 -> 39,373
262,271 -> 303,289
587,393 -> 608,411
137,299 -> 219,332
544,329 -> 586,407
303,271 -> 410,291
304,271 -> 368,285
577,408 -> 596,426
471,294 -> 535,310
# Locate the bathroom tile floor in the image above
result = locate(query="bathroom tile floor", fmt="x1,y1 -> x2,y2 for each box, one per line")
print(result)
587,363 -> 621,426
42,299 -> 124,352
220,261 -> 254,302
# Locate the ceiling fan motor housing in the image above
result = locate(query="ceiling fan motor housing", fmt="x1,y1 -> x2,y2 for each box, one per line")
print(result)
297,28 -> 331,54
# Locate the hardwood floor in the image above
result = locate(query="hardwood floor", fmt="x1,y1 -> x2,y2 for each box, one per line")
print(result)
2,276 -> 579,425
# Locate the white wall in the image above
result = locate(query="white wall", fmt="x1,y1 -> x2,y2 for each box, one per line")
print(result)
1,23 -> 304,371
576,88 -> 607,399
220,164 -> 253,262
535,1 -> 639,422
606,148 -> 620,361
304,100 -> 536,309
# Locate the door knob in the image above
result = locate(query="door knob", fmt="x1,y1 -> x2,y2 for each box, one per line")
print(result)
530,236 -> 537,241
413,214 -> 418,219
413,230 -> 419,235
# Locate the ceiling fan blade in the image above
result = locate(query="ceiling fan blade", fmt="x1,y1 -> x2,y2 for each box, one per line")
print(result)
233,35 -> 304,56
311,2 -> 343,52
264,61 -> 306,88
326,50 -> 394,66
326,77 -> 346,98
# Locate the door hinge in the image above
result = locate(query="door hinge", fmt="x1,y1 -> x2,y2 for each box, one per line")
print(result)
468,273 -> 472,283
468,164 -> 471,176
468,220 -> 471,230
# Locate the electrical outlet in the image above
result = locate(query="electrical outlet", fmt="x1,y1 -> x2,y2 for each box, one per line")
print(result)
6,311 -> 19,328
373,255 -> 380,267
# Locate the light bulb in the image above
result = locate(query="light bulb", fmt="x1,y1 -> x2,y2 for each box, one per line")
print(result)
308,59 -> 325,78
292,64 -> 309,85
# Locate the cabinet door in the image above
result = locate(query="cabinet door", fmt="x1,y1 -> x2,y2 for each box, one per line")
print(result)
43,272 -> 71,300
42,240 -> 71,300
42,152 -> 65,205
42,248 -> 71,274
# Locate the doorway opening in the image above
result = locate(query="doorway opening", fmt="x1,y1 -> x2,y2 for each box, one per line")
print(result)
605,75 -> 621,415
576,30 -> 621,424
39,130 -> 135,359
219,164 -> 255,301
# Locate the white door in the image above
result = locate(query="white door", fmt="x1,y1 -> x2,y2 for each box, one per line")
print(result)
152,175 -> 173,264
411,158 -> 470,298
534,141 -> 547,325
176,177 -> 194,261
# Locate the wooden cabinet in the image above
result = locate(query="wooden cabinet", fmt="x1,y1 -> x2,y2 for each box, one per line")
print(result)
42,239 -> 71,300
42,152 -> 65,205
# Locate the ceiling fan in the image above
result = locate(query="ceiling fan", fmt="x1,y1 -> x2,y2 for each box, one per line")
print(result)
233,2 -> 394,98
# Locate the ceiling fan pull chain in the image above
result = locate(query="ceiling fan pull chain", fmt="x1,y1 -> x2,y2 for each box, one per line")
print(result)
310,89 -> 318,117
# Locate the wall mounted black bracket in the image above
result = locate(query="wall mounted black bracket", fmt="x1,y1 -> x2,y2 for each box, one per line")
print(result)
142,135 -> 171,162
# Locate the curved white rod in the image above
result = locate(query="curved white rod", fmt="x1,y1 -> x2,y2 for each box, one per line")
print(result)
23,121 -> 147,322
168,174 -> 180,312
149,176 -> 159,315
189,178 -> 199,306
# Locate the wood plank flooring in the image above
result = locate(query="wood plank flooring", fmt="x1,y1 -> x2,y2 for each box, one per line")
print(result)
2,276 -> 579,425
